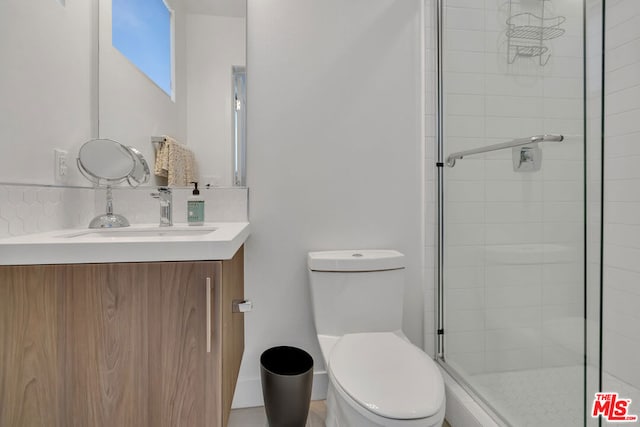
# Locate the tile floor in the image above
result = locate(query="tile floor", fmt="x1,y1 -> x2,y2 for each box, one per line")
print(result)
229,401 -> 327,427
228,400 -> 452,426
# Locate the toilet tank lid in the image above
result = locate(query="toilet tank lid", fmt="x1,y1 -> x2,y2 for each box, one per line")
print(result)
307,250 -> 405,272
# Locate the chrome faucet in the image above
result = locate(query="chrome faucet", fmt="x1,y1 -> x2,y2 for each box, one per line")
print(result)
150,187 -> 172,227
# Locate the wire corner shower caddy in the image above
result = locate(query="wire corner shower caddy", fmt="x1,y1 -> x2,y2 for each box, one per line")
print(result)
506,0 -> 566,66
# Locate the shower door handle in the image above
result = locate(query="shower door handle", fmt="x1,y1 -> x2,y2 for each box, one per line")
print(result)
446,134 -> 564,167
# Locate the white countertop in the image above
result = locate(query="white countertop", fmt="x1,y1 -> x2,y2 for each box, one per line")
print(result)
0,222 -> 250,265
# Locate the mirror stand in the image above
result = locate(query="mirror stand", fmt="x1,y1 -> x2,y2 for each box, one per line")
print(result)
77,139 -> 150,229
89,185 -> 130,228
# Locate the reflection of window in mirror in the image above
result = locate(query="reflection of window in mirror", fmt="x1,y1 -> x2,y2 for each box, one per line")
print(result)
233,66 -> 246,187
112,0 -> 174,98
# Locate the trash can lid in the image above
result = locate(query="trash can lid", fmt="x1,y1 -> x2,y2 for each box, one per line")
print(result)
261,346 -> 313,376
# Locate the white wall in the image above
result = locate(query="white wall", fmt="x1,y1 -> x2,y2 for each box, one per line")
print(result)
602,0 -> 640,406
0,0 -> 95,186
186,14 -> 246,187
237,0 -> 423,406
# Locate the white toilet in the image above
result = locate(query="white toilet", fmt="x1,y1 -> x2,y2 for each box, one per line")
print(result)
307,250 -> 445,427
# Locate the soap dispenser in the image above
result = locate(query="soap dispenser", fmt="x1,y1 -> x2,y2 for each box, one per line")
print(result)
187,182 -> 205,225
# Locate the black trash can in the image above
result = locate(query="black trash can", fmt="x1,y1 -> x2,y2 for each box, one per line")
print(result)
260,346 -> 314,427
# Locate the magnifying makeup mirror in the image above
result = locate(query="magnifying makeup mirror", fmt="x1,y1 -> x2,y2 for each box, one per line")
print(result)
77,138 -> 150,228
126,146 -> 151,187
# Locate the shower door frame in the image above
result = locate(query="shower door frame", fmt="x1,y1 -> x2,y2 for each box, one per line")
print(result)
430,1 -> 511,424
431,0 -> 595,426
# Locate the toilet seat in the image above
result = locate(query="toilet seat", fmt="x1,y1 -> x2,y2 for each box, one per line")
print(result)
328,332 -> 445,420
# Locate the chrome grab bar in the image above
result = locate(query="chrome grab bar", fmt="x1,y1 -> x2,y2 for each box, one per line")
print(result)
445,134 -> 564,167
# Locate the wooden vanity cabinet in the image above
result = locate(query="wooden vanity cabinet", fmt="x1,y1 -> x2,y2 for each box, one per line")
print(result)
0,246 -> 244,427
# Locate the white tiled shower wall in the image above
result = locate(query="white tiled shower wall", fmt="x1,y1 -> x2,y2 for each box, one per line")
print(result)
602,0 -> 640,408
0,185 -> 248,240
435,0 -> 585,374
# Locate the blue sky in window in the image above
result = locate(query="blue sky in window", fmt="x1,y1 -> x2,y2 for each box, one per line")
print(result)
112,0 -> 172,95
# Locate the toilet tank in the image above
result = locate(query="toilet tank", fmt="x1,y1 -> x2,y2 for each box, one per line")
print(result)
307,250 -> 405,336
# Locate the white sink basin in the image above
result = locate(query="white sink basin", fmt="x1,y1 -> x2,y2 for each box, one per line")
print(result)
58,226 -> 218,239
0,222 -> 250,265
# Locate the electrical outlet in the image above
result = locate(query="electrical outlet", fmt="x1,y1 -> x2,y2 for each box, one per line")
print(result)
54,149 -> 69,183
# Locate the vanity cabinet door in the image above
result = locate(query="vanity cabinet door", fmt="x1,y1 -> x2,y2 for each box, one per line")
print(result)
147,261 -> 217,427
142,249 -> 245,427
0,247 -> 244,427
64,262 -> 152,426
65,261 -> 217,427
0,265 -> 66,427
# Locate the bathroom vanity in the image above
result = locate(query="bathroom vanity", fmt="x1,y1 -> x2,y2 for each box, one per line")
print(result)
0,223 -> 249,427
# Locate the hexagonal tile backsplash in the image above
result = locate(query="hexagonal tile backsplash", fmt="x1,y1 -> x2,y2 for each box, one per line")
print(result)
0,185 -> 96,239
0,185 -> 249,240
101,187 -> 249,225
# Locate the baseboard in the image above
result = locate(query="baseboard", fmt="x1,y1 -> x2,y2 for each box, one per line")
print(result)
232,371 -> 329,409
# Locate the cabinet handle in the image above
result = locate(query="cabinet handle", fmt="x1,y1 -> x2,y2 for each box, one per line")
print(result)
206,277 -> 211,353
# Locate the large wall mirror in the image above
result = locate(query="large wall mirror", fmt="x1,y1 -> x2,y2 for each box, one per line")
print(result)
0,0 -> 245,188
0,0 -> 97,186
99,0 -> 247,187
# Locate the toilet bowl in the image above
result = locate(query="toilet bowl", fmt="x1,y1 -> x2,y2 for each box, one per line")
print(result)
308,250 -> 445,427
325,332 -> 445,427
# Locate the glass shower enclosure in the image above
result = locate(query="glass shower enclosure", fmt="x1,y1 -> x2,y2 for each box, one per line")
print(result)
433,0 -> 601,425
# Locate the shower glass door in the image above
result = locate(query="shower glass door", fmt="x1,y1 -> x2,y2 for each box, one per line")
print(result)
436,0 -> 593,425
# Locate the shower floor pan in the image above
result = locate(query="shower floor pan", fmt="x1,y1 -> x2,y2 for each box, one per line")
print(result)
466,366 -> 640,426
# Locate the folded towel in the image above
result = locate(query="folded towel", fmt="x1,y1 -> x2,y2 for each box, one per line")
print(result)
154,135 -> 198,186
